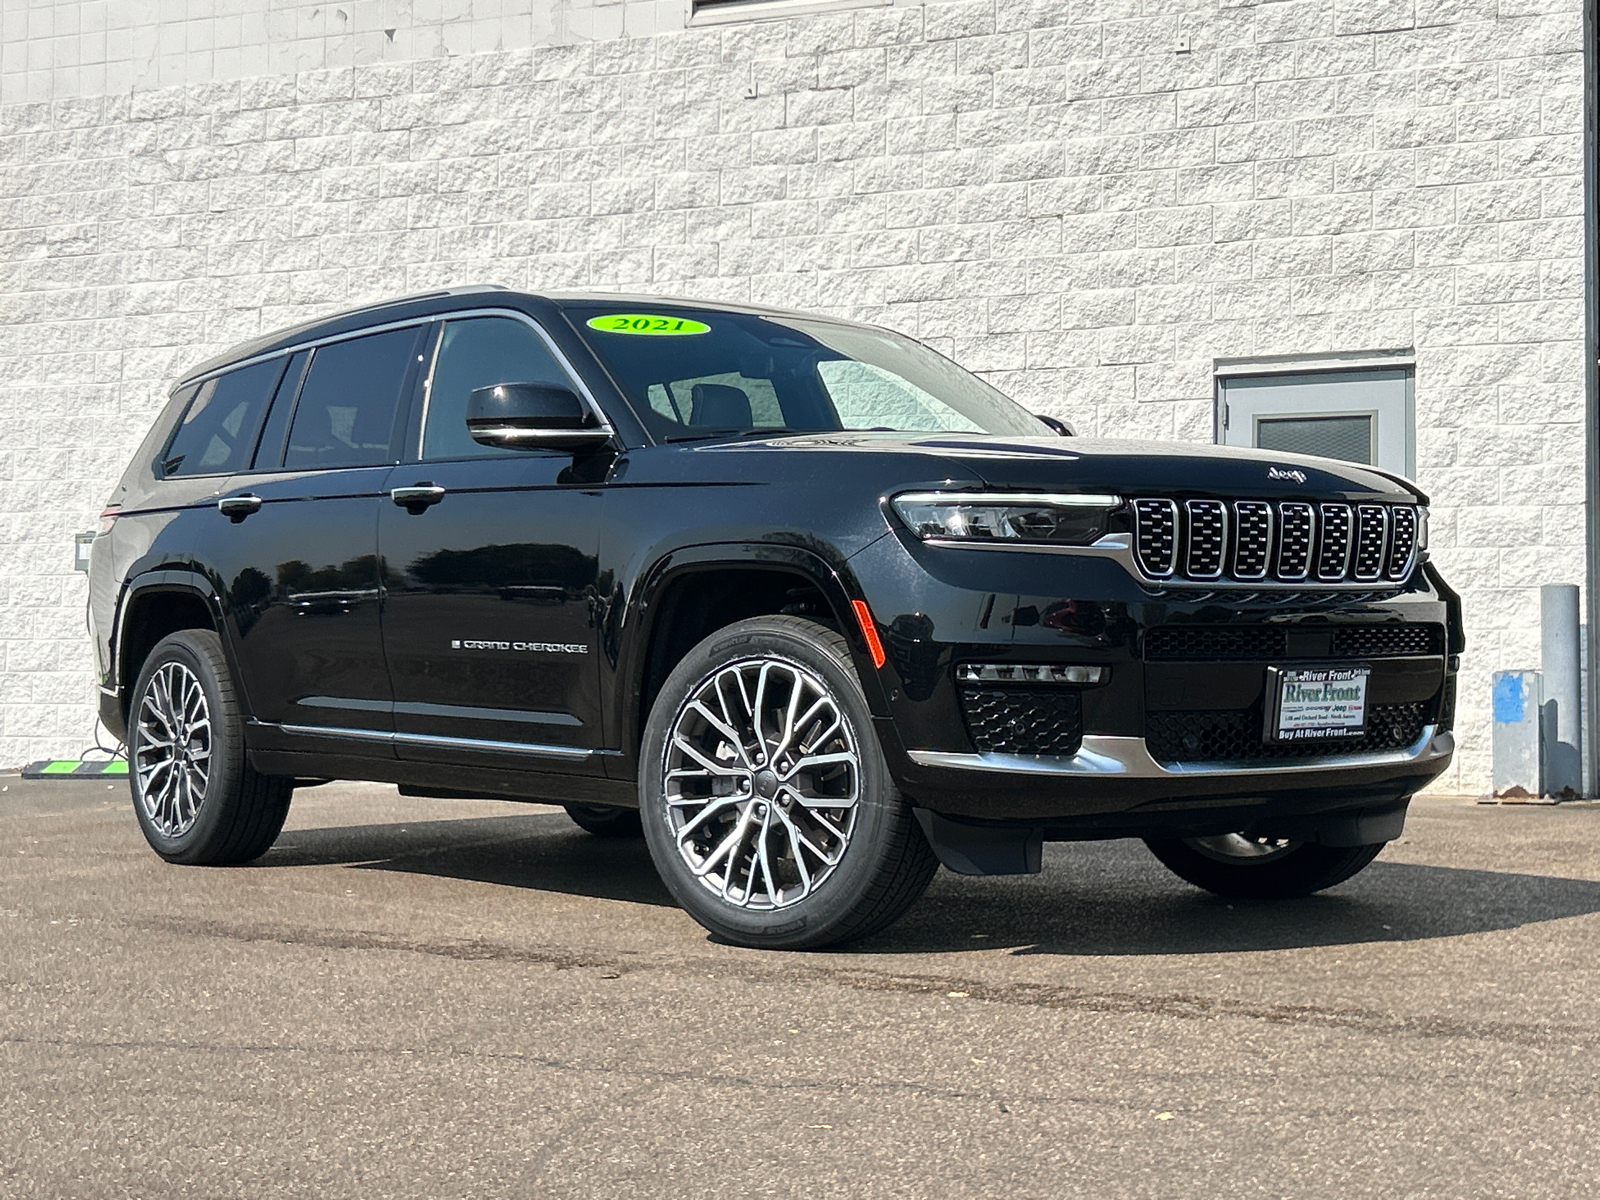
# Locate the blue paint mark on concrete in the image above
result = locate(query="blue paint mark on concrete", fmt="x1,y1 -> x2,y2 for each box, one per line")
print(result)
1493,673 -> 1526,725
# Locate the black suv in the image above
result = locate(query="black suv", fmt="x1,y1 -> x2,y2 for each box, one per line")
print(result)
89,288 -> 1460,949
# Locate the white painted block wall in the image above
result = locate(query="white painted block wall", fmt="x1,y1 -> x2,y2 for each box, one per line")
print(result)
0,0 -> 1587,794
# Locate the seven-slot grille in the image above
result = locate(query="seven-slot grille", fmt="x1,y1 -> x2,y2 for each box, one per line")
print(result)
1132,497 -> 1420,586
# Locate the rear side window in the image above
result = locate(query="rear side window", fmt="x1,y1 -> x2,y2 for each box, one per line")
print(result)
161,359 -> 284,477
284,327 -> 423,471
420,317 -> 575,461
250,350 -> 310,470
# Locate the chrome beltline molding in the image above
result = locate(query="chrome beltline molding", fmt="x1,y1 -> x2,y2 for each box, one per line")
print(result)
906,726 -> 1453,779
267,721 -> 609,762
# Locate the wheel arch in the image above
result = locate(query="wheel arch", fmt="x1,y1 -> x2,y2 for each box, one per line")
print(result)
616,543 -> 889,762
113,571 -> 230,725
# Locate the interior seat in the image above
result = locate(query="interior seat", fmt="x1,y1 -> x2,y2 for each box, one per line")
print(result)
689,383 -> 753,428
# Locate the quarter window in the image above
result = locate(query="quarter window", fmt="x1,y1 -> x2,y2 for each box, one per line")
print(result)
161,359 -> 284,477
421,317 -> 576,461
284,327 -> 424,471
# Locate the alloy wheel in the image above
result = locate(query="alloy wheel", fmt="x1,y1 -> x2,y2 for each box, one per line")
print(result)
662,656 -> 861,910
134,661 -> 213,838
1187,833 -> 1300,864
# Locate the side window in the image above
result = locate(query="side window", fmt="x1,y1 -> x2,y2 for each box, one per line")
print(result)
421,316 -> 576,460
816,360 -> 983,433
284,327 -> 423,471
161,359 -> 284,477
250,350 -> 310,470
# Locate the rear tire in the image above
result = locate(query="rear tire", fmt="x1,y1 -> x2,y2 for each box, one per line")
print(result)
1144,833 -> 1384,899
564,804 -> 643,838
638,616 -> 937,950
128,630 -> 293,865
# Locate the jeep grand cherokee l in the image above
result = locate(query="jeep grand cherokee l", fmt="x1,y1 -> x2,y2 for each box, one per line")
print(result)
88,288 -> 1460,949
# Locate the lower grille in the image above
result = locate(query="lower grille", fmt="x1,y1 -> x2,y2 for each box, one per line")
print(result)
1146,702 -> 1428,764
1144,624 -> 1446,662
959,686 -> 1083,756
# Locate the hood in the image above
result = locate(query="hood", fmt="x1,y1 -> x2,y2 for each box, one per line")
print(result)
706,433 -> 1424,504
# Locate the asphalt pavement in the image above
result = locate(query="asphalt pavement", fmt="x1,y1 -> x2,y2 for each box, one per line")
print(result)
4,775 -> 1599,1198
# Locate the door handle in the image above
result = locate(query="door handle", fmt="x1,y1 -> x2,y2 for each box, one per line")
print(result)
391,484 -> 446,512
217,493 -> 262,522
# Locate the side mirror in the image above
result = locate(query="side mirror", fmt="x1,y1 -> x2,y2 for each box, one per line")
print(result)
466,383 -> 613,452
1035,413 -> 1076,437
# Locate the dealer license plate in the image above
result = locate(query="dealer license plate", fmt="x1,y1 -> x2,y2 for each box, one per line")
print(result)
1267,665 -> 1369,744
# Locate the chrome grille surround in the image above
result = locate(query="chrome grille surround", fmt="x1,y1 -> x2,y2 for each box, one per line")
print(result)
1316,503 -> 1353,581
1387,506 -> 1418,580
1352,504 -> 1388,581
1132,499 -> 1178,577
1128,497 -> 1423,587
1276,502 -> 1314,580
1185,500 -> 1227,579
1232,501 -> 1273,580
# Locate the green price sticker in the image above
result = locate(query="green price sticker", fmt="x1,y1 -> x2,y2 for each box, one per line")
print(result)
586,314 -> 711,336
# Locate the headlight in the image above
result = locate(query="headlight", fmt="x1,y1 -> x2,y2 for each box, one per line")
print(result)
891,492 -> 1121,546
1416,505 -> 1428,552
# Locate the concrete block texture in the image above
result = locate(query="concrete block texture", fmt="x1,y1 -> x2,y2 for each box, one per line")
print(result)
0,0 -> 1587,792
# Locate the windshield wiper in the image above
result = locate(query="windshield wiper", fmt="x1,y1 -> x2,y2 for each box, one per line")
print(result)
664,427 -> 806,444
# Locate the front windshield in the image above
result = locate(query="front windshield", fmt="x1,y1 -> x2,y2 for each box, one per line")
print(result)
563,304 -> 1047,441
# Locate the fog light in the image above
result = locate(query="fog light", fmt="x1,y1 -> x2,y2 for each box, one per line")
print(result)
956,663 -> 1106,685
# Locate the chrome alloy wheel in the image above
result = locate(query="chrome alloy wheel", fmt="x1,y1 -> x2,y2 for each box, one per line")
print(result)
662,656 -> 862,911
1187,833 -> 1300,864
134,661 -> 213,838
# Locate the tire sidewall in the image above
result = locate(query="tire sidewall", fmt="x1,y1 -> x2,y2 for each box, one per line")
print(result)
639,618 -> 900,947
128,631 -> 242,864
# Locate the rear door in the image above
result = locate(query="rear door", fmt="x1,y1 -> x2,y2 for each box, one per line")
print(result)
197,324 -> 429,751
377,313 -> 609,772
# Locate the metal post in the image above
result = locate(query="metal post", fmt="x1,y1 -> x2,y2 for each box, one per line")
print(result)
1583,0 -> 1598,798
1543,584 -> 1584,798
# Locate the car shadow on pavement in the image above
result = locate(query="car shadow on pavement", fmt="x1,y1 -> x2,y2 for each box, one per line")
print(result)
266,813 -> 1600,955
869,839 -> 1600,956
266,811 -> 677,908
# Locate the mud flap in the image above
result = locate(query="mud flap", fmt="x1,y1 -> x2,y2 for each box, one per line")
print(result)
913,809 -> 1044,876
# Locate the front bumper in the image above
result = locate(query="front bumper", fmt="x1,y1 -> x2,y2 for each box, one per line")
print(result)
908,724 -> 1452,781
850,529 -> 1459,827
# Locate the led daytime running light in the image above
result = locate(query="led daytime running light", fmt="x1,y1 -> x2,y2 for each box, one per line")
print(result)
891,491 -> 1122,546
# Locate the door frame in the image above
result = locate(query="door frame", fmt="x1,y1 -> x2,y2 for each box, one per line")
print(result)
1212,351 -> 1417,479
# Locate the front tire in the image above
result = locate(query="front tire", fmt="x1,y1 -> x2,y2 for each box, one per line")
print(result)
128,630 -> 293,865
638,616 -> 936,950
564,804 -> 643,838
1144,833 -> 1384,899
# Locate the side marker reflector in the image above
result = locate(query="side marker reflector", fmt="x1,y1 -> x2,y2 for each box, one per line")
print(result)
851,600 -> 887,670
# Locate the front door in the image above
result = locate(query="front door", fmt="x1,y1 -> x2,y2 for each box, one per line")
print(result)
377,313 -> 609,772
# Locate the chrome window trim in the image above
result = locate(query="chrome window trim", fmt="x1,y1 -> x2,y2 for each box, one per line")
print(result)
177,307 -> 616,448
907,726 -> 1452,779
